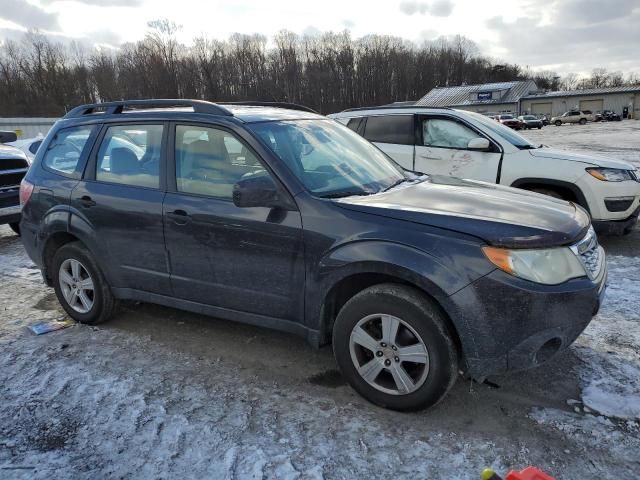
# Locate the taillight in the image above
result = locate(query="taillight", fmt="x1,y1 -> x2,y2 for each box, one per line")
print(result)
19,178 -> 34,206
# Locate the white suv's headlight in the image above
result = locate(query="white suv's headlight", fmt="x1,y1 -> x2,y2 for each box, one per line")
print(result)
586,167 -> 634,182
482,246 -> 586,285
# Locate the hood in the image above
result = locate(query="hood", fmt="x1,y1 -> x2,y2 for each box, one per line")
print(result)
336,176 -> 590,248
0,144 -> 27,160
529,147 -> 635,170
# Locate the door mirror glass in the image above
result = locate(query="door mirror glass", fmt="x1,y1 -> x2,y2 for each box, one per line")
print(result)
467,138 -> 491,151
233,174 -> 281,208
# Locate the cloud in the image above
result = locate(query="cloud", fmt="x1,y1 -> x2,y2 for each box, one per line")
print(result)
555,0 -> 637,24
485,10 -> 640,74
0,0 -> 59,30
342,19 -> 356,29
430,0 -> 453,17
399,1 -> 428,15
41,0 -> 143,5
399,0 -> 453,17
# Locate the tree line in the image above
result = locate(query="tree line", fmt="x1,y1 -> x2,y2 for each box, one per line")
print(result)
0,21 -> 637,117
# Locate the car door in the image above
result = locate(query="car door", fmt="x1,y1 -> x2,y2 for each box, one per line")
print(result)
70,122 -> 171,294
163,123 -> 305,322
414,115 -> 502,182
361,114 -> 415,170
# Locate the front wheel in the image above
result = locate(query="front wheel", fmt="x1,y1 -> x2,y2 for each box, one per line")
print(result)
332,284 -> 459,411
8,222 -> 20,236
555,120 -> 562,126
52,242 -> 118,324
579,118 -> 587,125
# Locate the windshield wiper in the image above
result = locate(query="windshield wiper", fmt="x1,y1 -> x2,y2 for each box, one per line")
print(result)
319,190 -> 372,199
382,177 -> 408,192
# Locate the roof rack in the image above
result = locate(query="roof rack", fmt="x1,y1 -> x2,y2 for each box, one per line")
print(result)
64,99 -> 233,118
219,101 -> 318,114
340,105 -> 451,113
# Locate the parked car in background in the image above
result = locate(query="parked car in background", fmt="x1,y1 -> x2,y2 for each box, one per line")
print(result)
21,99 -> 609,412
0,143 -> 29,235
7,135 -> 44,163
551,110 -> 591,126
495,114 -> 522,130
600,110 -> 622,122
518,115 -> 543,130
330,105 -> 640,235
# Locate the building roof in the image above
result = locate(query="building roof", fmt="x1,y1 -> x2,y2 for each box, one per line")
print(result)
415,80 -> 538,107
521,85 -> 640,100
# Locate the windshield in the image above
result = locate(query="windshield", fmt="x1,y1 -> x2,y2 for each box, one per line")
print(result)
499,115 -> 514,119
248,119 -> 410,197
523,115 -> 536,120
465,111 -> 540,150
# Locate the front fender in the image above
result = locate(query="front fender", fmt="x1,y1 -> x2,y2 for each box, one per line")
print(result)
306,239 -> 493,338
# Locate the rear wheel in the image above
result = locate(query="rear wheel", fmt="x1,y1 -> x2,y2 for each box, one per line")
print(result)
8,222 -> 20,236
579,118 -> 587,125
332,284 -> 459,411
52,242 -> 118,324
555,120 -> 562,126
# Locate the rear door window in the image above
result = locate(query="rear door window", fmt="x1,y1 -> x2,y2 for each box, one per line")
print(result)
95,124 -> 163,189
346,117 -> 365,135
363,115 -> 414,145
42,126 -> 95,176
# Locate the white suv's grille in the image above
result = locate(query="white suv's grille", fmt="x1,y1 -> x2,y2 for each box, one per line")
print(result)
570,227 -> 604,281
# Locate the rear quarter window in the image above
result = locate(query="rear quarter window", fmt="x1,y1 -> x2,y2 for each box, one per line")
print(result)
363,115 -> 414,145
42,126 -> 95,176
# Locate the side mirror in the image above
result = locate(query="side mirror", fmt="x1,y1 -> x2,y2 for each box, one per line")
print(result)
233,174 -> 284,209
467,138 -> 491,151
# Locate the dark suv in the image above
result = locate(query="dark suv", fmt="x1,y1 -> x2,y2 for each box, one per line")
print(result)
20,100 -> 607,411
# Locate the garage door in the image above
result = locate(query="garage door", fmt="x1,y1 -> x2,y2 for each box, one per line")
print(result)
531,102 -> 552,116
580,99 -> 604,112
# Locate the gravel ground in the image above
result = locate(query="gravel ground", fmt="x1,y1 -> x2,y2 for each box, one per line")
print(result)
1,121 -> 639,479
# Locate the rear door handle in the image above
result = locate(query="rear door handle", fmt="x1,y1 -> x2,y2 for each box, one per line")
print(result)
418,154 -> 442,160
77,195 -> 96,207
167,209 -> 191,225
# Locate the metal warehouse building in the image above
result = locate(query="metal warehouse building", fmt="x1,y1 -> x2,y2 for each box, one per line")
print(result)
520,85 -> 640,119
417,81 -> 640,119
415,80 -> 538,114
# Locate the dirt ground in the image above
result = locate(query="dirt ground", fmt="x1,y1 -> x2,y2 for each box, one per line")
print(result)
0,121 -> 639,479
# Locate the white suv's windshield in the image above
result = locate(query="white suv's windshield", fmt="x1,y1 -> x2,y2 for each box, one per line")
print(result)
466,111 -> 541,150
249,119 -> 412,198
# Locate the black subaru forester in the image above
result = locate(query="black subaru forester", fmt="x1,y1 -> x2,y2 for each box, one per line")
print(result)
20,99 -> 607,411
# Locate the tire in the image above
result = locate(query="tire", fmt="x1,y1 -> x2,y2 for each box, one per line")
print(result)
8,222 -> 20,236
52,242 -> 118,324
555,120 -> 562,126
332,283 -> 459,411
538,126 -> 542,129
579,118 -> 587,125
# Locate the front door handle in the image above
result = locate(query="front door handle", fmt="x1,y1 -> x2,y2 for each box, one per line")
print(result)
418,154 -> 443,160
77,195 -> 96,207
167,209 -> 191,225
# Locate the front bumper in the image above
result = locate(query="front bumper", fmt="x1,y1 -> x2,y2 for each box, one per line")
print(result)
0,201 -> 21,225
444,262 -> 606,379
593,205 -> 640,235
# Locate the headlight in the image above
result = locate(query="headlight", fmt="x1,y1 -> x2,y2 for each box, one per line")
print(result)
586,167 -> 634,182
482,246 -> 586,285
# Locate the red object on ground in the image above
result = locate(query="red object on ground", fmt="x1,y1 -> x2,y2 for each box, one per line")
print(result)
505,466 -> 555,480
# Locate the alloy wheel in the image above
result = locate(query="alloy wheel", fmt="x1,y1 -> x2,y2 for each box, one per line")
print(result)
349,313 -> 430,395
59,258 -> 95,314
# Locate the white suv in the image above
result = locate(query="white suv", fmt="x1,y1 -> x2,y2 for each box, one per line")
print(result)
550,110 -> 592,126
329,106 -> 640,234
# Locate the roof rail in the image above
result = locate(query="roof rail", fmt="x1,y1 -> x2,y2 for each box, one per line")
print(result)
64,99 -> 233,118
219,101 -> 318,114
340,105 -> 451,113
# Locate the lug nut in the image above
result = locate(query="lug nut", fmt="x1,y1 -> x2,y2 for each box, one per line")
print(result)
380,342 -> 387,347
376,351 -> 383,357
394,356 -> 400,362
391,345 -> 397,351
384,359 -> 391,367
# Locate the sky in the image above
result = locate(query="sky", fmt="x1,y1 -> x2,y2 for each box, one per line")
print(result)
0,0 -> 639,76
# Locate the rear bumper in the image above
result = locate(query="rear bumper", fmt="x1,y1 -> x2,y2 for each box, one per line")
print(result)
444,264 -> 606,379
0,197 -> 21,225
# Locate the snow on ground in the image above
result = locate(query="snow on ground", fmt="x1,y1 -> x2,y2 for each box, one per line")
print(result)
523,120 -> 640,169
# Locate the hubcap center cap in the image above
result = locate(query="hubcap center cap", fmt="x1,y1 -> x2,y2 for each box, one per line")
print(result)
382,347 -> 394,359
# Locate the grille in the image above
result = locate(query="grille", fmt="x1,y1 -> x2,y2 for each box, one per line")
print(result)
0,158 -> 29,171
571,227 -> 604,280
